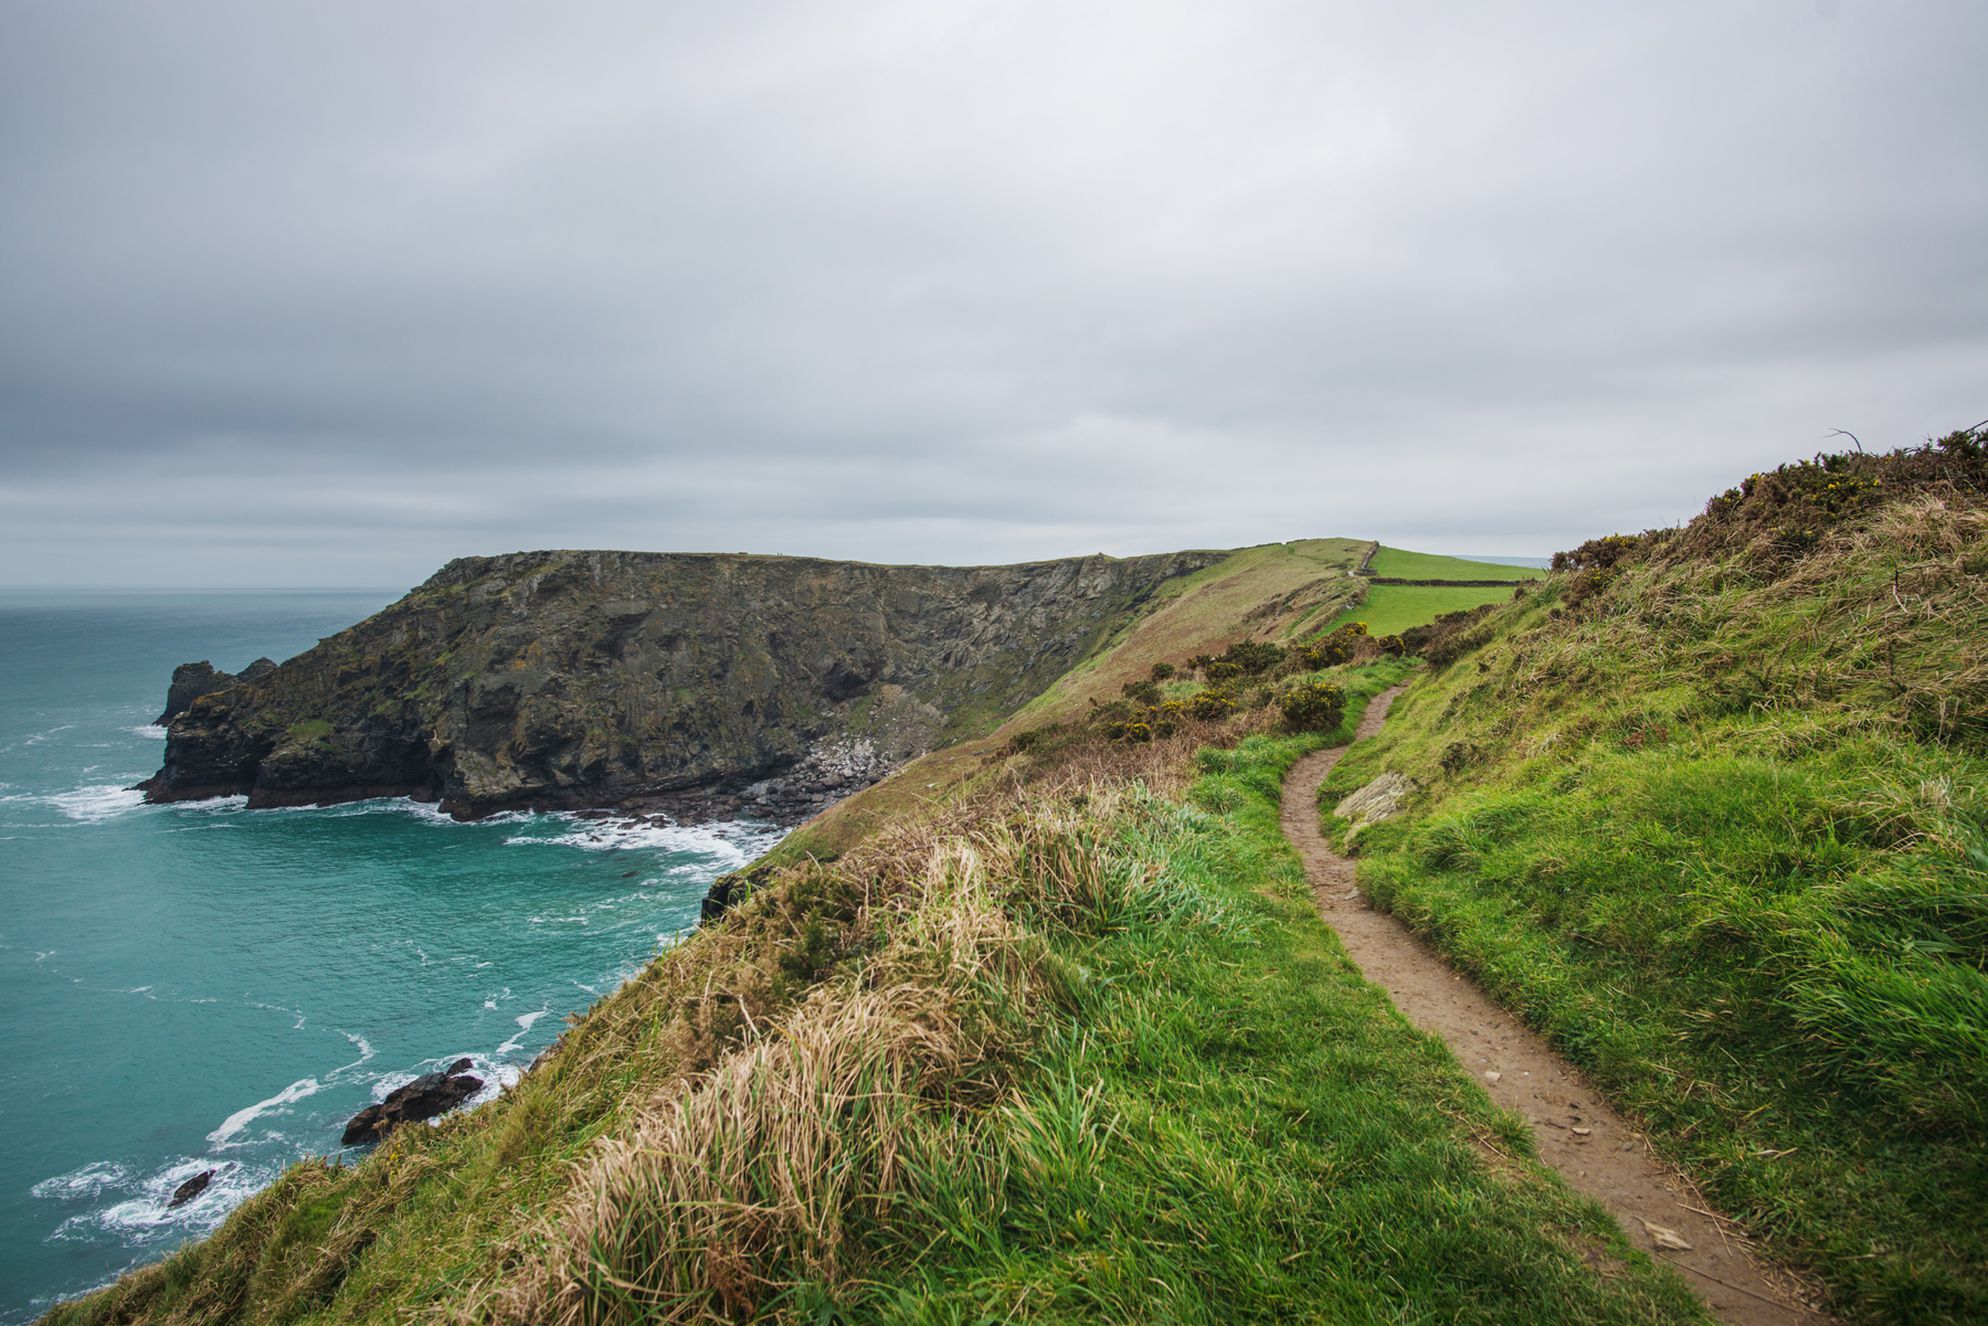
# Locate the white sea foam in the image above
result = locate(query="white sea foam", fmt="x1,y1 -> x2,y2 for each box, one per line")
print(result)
31,1160 -> 129,1201
208,1077 -> 322,1147
505,815 -> 783,861
182,794 -> 249,814
52,1158 -> 267,1243
44,783 -> 149,822
497,1006 -> 549,1055
24,724 -> 75,746
132,724 -> 167,739
328,1032 -> 375,1079
247,999 -> 308,1030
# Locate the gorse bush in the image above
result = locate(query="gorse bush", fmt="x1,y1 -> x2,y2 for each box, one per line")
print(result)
1187,686 -> 1240,721
1216,639 -> 1286,675
1276,678 -> 1346,732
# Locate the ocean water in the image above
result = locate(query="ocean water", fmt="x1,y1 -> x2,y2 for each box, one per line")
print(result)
0,591 -> 780,1321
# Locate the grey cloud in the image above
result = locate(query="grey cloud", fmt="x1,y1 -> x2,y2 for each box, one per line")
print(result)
2,1 -> 1984,585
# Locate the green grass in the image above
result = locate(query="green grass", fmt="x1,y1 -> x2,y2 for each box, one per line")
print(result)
1322,499 -> 1988,1324
1366,547 -> 1546,581
804,666 -> 1707,1325
1332,583 -> 1521,637
51,664 -> 1712,1325
788,540 -> 1371,859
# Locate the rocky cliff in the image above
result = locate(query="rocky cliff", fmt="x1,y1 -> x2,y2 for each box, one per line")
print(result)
143,548 -> 1222,821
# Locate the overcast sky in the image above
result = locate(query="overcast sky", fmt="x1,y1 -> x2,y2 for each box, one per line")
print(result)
2,2 -> 1983,587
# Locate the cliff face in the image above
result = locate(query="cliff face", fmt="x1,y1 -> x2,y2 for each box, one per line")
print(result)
145,548 -> 1223,820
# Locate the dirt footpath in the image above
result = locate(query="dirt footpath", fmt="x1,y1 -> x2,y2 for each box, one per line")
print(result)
1282,686 -> 1825,1326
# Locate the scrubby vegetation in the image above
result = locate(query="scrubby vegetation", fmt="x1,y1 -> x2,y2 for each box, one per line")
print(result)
1326,427 -> 1988,1324
1275,676 -> 1346,732
48,665 -> 1714,1325
77,446 -> 1988,1326
1082,625 -> 1378,745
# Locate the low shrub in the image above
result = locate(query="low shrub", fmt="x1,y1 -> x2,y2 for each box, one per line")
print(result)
1276,678 -> 1346,732
1188,687 -> 1240,721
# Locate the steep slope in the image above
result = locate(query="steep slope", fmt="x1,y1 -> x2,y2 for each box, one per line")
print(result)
776,538 -> 1376,855
143,548 -> 1225,821
50,670 -> 1718,1326
1323,428 -> 1988,1323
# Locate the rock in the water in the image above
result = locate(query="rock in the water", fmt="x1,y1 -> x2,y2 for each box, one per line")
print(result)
169,1168 -> 217,1208
158,662 -> 240,725
1334,772 -> 1417,840
341,1062 -> 483,1146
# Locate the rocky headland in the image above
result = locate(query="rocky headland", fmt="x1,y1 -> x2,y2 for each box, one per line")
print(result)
143,548 -> 1221,823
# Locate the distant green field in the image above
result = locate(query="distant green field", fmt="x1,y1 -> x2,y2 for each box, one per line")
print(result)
1332,583 -> 1520,636
1366,547 -> 1546,581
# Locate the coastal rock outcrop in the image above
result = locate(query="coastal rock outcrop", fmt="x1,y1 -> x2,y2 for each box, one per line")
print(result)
341,1059 -> 483,1146
158,662 -> 237,724
158,658 -> 277,724
145,548 -> 1221,822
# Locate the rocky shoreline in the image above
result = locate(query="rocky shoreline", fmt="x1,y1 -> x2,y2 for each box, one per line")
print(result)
140,548 -> 1219,825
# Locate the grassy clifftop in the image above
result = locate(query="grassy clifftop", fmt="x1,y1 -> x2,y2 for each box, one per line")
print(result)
775,539 -> 1377,857
50,536 -> 1691,1326
54,670 -> 1714,1326
69,425 -> 1988,1326
1324,428 -> 1988,1323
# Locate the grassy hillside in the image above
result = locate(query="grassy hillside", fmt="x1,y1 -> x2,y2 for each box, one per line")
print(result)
46,667 -> 1715,1326
1366,547 -> 1547,581
1323,430 -> 1988,1324
778,538 -> 1375,858
1331,583 -> 1524,637
44,536 -> 1726,1325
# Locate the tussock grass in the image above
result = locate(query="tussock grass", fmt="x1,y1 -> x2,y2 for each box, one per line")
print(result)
466,669 -> 1705,1324
54,628 -> 1721,1326
1326,489 -> 1988,1323
484,814 -> 1053,1324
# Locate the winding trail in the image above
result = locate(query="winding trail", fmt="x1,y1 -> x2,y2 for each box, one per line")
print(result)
1283,686 -> 1824,1326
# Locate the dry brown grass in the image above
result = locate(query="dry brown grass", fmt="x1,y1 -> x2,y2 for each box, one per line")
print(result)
460,778 -> 1178,1326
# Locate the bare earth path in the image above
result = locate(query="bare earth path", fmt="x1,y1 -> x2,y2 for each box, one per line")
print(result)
1283,686 -> 1824,1326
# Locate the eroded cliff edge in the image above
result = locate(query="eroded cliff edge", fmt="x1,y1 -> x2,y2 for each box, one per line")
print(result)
143,547 -> 1223,821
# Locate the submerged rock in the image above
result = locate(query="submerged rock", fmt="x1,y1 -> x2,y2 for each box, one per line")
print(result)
168,1167 -> 218,1208
341,1059 -> 483,1147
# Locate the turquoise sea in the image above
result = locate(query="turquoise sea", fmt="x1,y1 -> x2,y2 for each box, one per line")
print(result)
0,591 -> 780,1321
